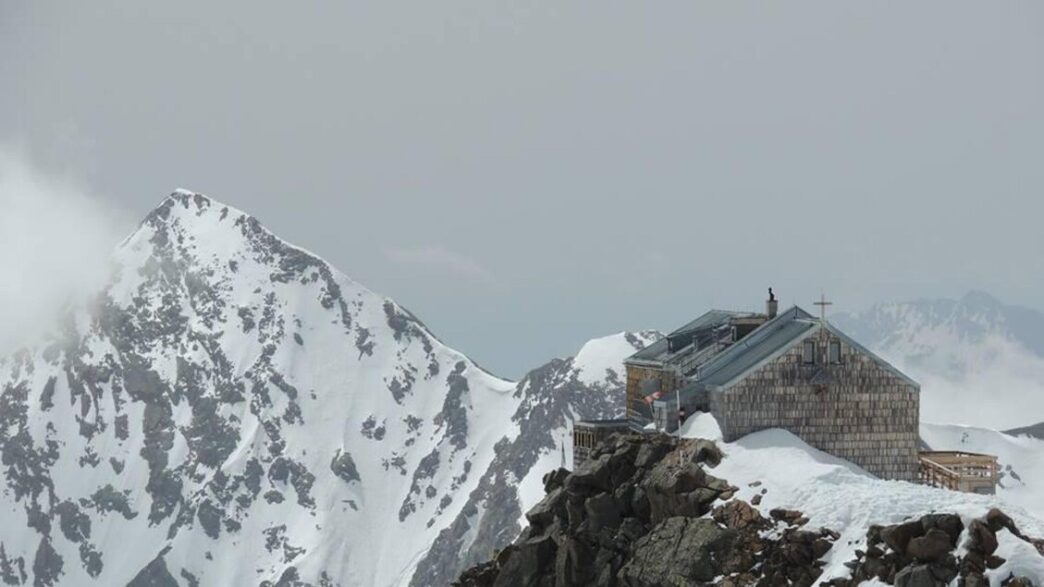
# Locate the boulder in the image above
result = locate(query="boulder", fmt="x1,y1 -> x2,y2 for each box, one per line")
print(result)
642,460 -> 727,523
930,554 -> 959,584
965,520 -> 999,556
566,454 -> 612,496
921,513 -> 964,547
542,468 -> 569,493
633,437 -> 673,469
491,534 -> 555,587
985,508 -> 1017,534
882,520 -> 926,555
962,572 -> 988,587
619,517 -> 739,586
524,487 -> 565,530
770,508 -> 808,527
454,560 -> 498,587
961,550 -> 987,575
907,528 -> 954,563
712,500 -> 766,531
583,492 -> 622,533
867,525 -> 885,547
812,538 -> 834,559
681,438 -> 724,467
552,536 -> 592,586
894,564 -> 938,587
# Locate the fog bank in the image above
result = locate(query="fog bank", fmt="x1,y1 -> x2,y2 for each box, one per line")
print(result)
0,149 -> 129,353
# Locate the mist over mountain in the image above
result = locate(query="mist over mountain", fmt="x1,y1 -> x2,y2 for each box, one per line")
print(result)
833,292 -> 1044,429
0,149 -> 130,355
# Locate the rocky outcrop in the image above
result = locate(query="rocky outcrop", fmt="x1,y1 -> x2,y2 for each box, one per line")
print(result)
455,433 -> 837,587
412,331 -> 662,587
457,433 -> 1044,587
835,508 -> 1044,587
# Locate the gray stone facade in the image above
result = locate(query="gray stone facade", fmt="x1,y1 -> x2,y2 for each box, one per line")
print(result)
709,331 -> 919,481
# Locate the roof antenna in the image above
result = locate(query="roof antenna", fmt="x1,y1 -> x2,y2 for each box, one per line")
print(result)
766,287 -> 778,318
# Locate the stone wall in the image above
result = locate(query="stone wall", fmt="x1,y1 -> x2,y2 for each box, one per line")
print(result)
710,330 -> 919,481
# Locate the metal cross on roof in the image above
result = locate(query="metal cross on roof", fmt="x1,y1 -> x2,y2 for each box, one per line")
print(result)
814,293 -> 833,321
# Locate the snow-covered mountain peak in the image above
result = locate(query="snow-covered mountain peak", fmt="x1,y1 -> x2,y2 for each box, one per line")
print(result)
569,330 -> 660,387
0,190 -> 657,587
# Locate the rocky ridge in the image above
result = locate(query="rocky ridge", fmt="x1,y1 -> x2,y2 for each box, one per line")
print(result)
456,434 -> 1043,587
838,508 -> 1044,587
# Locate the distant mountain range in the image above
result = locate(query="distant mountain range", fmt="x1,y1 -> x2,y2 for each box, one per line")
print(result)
832,291 -> 1044,371
1005,422 -> 1044,440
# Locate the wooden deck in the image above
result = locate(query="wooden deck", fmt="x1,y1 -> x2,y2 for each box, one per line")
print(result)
918,451 -> 998,495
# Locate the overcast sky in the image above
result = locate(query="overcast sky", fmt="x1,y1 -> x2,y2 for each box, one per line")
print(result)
2,3 -> 1042,377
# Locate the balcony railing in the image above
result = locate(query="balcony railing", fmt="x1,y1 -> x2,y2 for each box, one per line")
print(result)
918,451 -> 998,495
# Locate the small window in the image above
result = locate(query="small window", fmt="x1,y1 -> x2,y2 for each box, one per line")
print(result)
803,340 -> 816,364
829,340 -> 842,364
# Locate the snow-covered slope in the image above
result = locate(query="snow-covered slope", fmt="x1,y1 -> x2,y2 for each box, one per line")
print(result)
681,414 -> 1044,584
0,191 -> 660,587
832,292 -> 1044,429
921,422 -> 1044,520
410,330 -> 659,586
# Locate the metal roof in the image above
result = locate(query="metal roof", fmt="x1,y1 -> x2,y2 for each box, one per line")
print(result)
625,303 -> 920,395
627,309 -> 752,364
697,306 -> 817,388
697,305 -> 920,391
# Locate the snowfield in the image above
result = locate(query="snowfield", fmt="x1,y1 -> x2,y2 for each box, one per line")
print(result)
681,413 -> 1044,584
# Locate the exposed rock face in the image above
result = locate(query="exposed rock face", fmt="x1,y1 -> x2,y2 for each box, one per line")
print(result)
0,191 -> 661,586
836,508 -> 1044,587
0,190 -> 659,580
411,331 -> 660,587
621,517 -> 738,586
457,432 -> 1044,587
454,434 -> 837,587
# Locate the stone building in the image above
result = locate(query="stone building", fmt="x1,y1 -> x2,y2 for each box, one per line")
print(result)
575,293 -> 921,481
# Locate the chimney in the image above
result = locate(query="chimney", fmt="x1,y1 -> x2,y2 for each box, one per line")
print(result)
766,287 -> 778,318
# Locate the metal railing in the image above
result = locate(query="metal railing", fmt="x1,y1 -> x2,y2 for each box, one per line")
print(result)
918,451 -> 998,494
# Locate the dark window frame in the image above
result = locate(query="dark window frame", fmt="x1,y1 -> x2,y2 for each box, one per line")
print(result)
802,340 -> 816,364
829,340 -> 842,364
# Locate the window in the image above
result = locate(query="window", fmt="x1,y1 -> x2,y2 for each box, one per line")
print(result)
803,340 -> 816,364
829,340 -> 842,364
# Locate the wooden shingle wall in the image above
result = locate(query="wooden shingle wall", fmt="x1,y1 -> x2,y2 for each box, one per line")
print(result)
710,331 -> 919,481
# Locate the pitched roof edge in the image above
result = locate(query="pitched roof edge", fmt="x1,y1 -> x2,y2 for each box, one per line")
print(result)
708,326 -> 820,392
696,305 -> 813,377
710,320 -> 921,392
822,321 -> 921,390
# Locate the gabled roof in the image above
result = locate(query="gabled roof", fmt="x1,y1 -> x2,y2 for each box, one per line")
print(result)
627,309 -> 752,365
696,305 -> 919,391
697,306 -> 817,388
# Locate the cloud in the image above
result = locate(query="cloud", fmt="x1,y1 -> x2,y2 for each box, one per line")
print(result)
385,244 -> 498,288
891,337 -> 1044,430
0,147 -> 129,353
